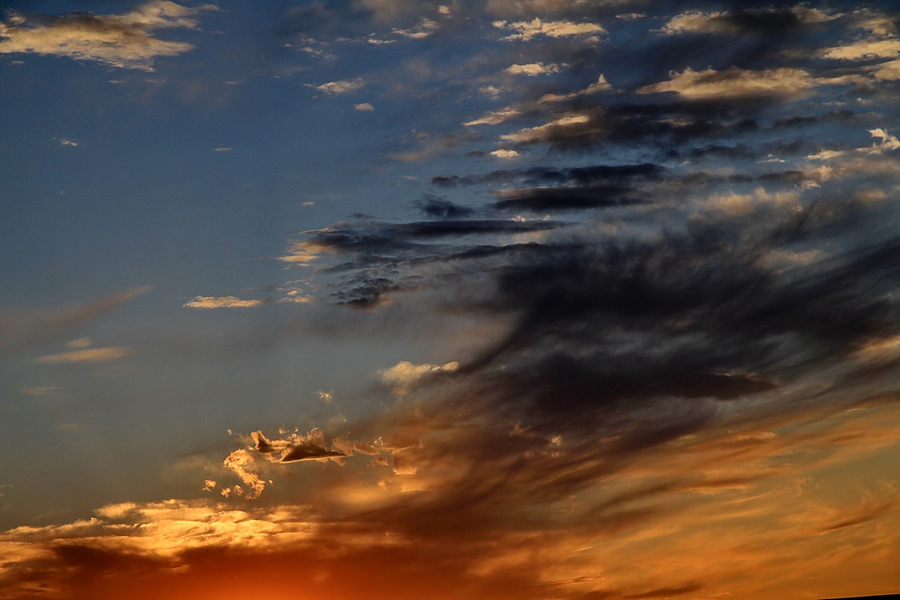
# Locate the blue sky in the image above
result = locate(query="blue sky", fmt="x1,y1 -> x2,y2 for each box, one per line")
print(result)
1,1 -> 900,599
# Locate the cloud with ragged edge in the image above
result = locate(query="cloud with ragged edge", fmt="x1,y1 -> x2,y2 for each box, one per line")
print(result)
493,18 -> 605,41
310,78 -> 366,96
638,67 -> 825,99
0,1 -> 217,70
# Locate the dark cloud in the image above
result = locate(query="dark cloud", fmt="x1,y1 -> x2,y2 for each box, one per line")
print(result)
415,195 -> 475,219
432,163 -> 665,188
491,185 -> 644,212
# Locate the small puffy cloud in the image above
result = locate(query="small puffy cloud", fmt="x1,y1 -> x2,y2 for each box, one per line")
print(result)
822,38 -> 900,60
639,67 -> 818,99
491,149 -> 520,158
183,296 -> 268,308
37,347 -> 130,363
868,128 -> 900,152
57,138 -> 78,147
355,103 -> 375,111
310,78 -> 365,96
378,360 -> 459,396
0,1 -> 215,71
213,147 -> 232,152
505,62 -> 560,76
493,18 -> 605,41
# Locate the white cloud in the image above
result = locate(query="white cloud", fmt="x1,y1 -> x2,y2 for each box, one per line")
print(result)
505,62 -> 560,76
867,128 -> 900,152
491,149 -> 520,158
183,296 -> 268,308
378,360 -> 459,396
37,347 -> 130,363
493,18 -> 605,41
639,67 -> 819,99
354,103 -> 375,111
0,1 -> 215,71
310,78 -> 366,96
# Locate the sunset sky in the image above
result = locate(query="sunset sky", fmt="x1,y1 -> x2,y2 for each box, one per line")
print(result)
2,0 -> 900,598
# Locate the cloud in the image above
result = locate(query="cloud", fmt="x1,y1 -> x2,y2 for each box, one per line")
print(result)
414,196 -> 474,219
355,103 -> 375,111
638,67 -> 819,99
874,59 -> 900,80
392,18 -> 438,39
183,296 -> 269,308
500,113 -> 604,146
505,62 -> 561,76
378,360 -> 459,396
37,347 -> 130,363
0,286 -> 148,356
311,78 -> 366,96
464,108 -> 522,127
538,75 -> 612,103
659,6 -> 840,35
494,18 -> 605,41
490,149 -> 520,158
821,38 -> 900,60
0,1 -> 215,70
251,428 -> 348,463
388,132 -> 480,162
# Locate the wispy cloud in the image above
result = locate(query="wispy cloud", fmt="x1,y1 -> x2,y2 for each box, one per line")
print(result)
638,67 -> 820,99
183,296 -> 269,308
37,347 -> 130,363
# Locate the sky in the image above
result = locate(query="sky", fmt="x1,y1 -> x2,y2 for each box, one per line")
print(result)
1,0 -> 900,598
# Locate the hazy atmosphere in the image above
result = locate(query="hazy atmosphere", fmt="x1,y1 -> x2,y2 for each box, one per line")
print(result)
1,0 -> 899,598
